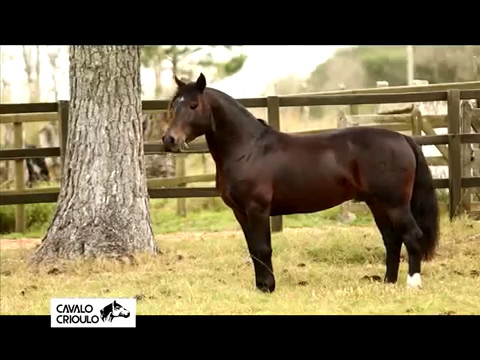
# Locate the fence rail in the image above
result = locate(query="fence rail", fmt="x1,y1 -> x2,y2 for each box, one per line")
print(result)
282,80 -> 480,97
2,133 -> 479,160
1,83 -> 480,232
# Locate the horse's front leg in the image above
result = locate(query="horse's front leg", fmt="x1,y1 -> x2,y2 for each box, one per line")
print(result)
238,203 -> 275,293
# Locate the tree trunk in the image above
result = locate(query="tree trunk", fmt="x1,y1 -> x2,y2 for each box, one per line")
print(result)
154,63 -> 163,97
23,46 -> 41,102
23,46 -> 34,102
48,46 -> 61,101
31,46 -> 158,264
172,47 -> 178,76
35,46 -> 41,101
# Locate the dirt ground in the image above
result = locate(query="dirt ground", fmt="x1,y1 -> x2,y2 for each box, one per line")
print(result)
0,238 -> 41,251
0,226 -> 367,252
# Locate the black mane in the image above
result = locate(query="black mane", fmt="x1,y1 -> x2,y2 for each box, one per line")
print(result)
257,118 -> 270,127
170,84 -> 271,130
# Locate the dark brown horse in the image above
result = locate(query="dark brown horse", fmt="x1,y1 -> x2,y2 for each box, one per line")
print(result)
163,73 -> 439,293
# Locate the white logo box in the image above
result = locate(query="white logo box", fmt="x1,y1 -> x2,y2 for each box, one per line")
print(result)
51,298 -> 136,328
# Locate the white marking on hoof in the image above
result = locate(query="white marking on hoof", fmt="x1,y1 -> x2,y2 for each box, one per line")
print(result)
407,273 -> 422,289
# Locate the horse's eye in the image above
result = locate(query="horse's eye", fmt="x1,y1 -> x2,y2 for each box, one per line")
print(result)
190,103 -> 198,110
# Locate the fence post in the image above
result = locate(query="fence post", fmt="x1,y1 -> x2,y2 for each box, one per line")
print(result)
411,108 -> 422,136
14,120 -> 25,233
350,103 -> 359,117
447,89 -> 462,220
464,102 -> 480,203
57,100 -> 69,174
461,101 -> 472,212
267,96 -> 283,233
176,155 -> 187,217
375,81 -> 389,114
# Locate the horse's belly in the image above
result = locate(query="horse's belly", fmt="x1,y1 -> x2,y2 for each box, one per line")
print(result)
270,180 -> 352,216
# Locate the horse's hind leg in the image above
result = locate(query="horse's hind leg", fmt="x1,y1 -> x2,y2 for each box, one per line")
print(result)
385,206 -> 423,289
366,201 -> 402,283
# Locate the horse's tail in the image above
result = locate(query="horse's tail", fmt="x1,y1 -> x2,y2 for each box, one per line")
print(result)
404,135 -> 440,260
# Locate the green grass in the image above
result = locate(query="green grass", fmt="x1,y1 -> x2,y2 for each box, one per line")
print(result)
2,198 -> 374,238
1,215 -> 479,315
150,201 -> 373,234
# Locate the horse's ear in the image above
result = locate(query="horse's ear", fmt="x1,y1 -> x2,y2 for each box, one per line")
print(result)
174,75 -> 186,89
196,73 -> 207,93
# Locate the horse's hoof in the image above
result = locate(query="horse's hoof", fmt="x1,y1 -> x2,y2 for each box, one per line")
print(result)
407,273 -> 422,289
256,281 -> 275,293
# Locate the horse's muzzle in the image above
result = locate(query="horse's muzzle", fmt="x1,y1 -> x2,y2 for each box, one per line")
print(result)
162,135 -> 178,153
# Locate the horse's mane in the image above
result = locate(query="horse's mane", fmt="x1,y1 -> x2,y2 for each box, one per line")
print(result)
168,85 -> 271,128
256,118 -> 269,127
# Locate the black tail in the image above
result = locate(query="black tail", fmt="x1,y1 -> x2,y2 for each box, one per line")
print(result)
404,135 -> 440,260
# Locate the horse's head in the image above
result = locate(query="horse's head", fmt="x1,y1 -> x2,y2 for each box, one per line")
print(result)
111,301 -> 130,319
163,73 -> 212,152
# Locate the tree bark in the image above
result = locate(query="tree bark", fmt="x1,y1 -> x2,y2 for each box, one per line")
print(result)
31,46 -> 158,264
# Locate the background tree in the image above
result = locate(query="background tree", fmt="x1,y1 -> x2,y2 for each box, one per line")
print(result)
305,46 -> 480,118
140,45 -> 247,96
140,46 -> 166,98
415,46 -> 480,83
307,46 -> 480,93
22,45 -> 42,103
47,46 -> 62,101
0,50 -> 13,185
31,46 -> 157,264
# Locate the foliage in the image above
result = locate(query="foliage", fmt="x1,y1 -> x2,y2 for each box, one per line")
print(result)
272,74 -> 308,95
306,46 -> 480,93
140,46 -> 248,95
415,46 -> 480,83
198,52 -> 247,80
0,203 -> 56,234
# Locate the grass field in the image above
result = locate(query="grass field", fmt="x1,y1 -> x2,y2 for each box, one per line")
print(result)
0,198 -> 374,238
1,208 -> 479,315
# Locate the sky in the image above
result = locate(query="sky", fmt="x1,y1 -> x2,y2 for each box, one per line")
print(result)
0,45 -> 349,103
212,46 -> 350,97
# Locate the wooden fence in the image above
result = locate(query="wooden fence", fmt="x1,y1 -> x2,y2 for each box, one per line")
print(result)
1,83 -> 480,233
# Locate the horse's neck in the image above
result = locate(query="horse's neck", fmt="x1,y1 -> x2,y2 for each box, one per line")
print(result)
205,89 -> 266,163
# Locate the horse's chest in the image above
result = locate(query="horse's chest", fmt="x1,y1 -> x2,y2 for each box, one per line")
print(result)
216,169 -> 265,210
216,172 -> 235,207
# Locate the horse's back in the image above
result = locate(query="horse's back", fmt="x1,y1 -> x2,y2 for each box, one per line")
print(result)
267,126 -> 416,214
300,126 -> 416,204
283,126 -> 405,144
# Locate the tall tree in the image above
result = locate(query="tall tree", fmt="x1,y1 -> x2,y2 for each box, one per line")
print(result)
22,46 -> 41,102
47,46 -> 62,101
140,46 -> 166,97
0,49 -> 13,185
31,46 -> 158,264
140,46 -> 247,94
